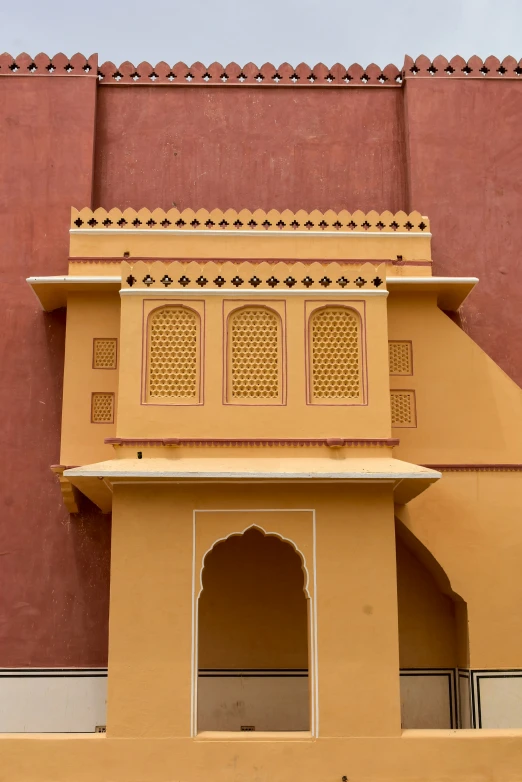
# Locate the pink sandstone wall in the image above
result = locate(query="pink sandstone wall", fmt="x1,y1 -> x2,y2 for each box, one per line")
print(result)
405,75 -> 522,385
1,53 -> 522,666
93,85 -> 407,212
0,67 -> 111,666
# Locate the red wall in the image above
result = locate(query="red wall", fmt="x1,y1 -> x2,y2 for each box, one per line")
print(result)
93,85 -> 407,212
405,77 -> 522,384
0,74 -> 111,666
1,60 -> 521,666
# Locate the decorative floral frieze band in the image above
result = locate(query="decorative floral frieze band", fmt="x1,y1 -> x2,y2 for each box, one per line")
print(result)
72,208 -> 429,234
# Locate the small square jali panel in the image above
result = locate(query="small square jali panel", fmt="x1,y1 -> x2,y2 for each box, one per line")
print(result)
91,392 -> 115,423
93,338 -> 117,369
388,341 -> 412,375
390,390 -> 416,427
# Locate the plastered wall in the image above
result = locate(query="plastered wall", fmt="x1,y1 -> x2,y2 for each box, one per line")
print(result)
398,472 -> 522,669
0,72 -> 111,667
107,482 -> 400,738
61,293 -> 120,465
388,294 -> 522,464
386,292 -> 522,667
115,292 -> 390,443
396,537 -> 460,669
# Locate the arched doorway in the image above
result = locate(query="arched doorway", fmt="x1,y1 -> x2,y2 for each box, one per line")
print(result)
197,527 -> 310,732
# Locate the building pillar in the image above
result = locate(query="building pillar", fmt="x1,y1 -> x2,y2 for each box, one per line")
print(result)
106,484 -> 193,737
316,484 -> 402,737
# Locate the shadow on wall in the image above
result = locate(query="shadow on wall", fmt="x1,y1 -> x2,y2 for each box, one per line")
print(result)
396,518 -> 469,728
197,528 -> 310,732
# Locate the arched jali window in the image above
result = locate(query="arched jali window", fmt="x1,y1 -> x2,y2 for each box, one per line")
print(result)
227,306 -> 283,404
147,305 -> 201,404
309,306 -> 362,403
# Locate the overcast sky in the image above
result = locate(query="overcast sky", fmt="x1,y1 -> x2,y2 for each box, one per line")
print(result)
1,0 -> 519,67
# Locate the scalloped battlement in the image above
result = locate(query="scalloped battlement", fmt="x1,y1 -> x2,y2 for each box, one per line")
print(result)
71,208 -> 430,234
0,52 -> 97,75
404,54 -> 522,78
2,54 -> 521,84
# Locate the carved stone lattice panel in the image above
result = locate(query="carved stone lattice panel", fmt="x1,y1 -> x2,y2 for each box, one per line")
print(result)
91,392 -> 115,423
93,338 -> 117,369
148,306 -> 199,400
311,308 -> 361,400
388,341 -> 412,375
230,308 -> 280,400
390,390 -> 417,427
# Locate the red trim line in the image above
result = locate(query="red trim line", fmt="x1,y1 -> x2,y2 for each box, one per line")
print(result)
105,437 -> 399,447
422,464 -> 522,472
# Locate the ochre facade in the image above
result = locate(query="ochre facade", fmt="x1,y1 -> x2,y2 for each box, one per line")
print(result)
3,53 -> 522,782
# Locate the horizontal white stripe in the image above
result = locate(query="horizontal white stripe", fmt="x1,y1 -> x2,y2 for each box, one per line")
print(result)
27,276 -> 120,284
66,470 -> 440,480
387,276 -> 479,284
27,275 -> 478,287
70,228 -> 432,238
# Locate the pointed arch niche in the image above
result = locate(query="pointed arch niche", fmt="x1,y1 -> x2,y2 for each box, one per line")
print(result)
192,510 -> 317,736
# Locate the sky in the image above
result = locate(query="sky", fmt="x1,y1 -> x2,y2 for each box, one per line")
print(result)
1,0 -> 519,67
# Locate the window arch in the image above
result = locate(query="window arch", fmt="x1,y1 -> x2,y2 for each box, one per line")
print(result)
227,306 -> 283,403
309,306 -> 362,403
147,305 -> 201,404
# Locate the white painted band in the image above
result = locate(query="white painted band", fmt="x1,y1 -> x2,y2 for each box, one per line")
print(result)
387,276 -> 479,284
27,276 -> 120,284
27,276 -> 478,287
65,470 -> 440,480
70,228 -> 432,238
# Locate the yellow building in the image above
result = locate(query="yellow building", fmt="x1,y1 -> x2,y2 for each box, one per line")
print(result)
15,206 -> 522,780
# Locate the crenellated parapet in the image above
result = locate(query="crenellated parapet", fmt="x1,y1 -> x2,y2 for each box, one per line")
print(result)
69,208 -> 432,264
3,53 -> 522,84
403,54 -> 522,78
120,260 -> 387,292
71,208 -> 430,234
0,52 -> 97,75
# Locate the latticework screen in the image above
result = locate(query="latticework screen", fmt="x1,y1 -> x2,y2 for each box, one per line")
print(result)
389,341 -> 412,375
390,390 -> 416,427
91,393 -> 114,423
93,338 -> 117,369
310,307 -> 361,400
229,307 -> 280,400
148,306 -> 199,400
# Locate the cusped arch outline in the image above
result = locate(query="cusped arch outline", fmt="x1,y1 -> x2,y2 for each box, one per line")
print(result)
196,523 -> 311,600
